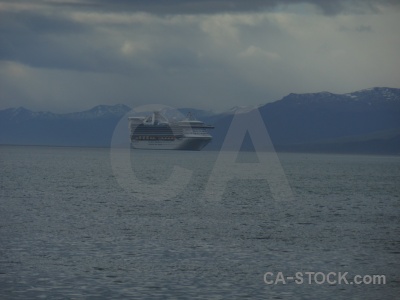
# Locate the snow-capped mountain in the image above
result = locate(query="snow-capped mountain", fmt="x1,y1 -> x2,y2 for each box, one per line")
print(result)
224,105 -> 263,115
280,87 -> 400,105
0,104 -> 132,122
347,87 -> 400,102
66,104 -> 131,119
0,107 -> 58,122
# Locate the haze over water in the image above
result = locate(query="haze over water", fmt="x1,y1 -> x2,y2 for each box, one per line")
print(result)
1,146 -> 399,299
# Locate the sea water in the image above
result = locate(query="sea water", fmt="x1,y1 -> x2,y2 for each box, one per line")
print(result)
0,145 -> 399,299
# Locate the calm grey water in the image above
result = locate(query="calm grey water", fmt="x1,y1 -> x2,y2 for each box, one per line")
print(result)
0,145 -> 399,299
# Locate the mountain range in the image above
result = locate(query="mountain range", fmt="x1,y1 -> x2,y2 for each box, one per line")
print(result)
1,87 -> 400,154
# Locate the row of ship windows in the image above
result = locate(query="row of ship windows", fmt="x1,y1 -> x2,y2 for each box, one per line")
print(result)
184,129 -> 208,134
133,136 -> 176,141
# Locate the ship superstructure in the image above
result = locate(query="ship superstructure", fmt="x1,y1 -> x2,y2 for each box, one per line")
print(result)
129,111 -> 213,150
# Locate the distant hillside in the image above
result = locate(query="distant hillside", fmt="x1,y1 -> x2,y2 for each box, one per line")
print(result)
1,87 -> 400,153
0,104 -> 131,147
205,87 -> 400,154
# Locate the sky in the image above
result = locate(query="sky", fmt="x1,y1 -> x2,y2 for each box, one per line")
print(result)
0,0 -> 399,113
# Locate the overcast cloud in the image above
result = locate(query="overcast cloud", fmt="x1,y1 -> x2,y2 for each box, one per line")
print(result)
0,0 -> 399,112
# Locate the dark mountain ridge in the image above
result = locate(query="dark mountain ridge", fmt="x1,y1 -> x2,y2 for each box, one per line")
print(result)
0,104 -> 131,147
1,87 -> 399,153
205,87 -> 400,153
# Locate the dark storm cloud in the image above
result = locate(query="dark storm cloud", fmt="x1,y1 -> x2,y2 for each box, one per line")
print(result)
0,0 -> 399,112
46,0 -> 389,15
0,10 -> 81,35
2,0 -> 395,71
0,9 -> 90,69
3,0 -> 399,15
79,0 -> 400,15
0,2 -> 215,73
0,8 -> 149,73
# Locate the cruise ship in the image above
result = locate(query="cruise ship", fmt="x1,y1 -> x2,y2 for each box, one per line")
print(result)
129,111 -> 214,150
